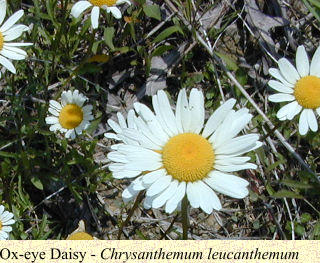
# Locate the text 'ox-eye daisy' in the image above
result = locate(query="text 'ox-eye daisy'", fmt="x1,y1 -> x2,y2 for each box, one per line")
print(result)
45,90 -> 94,140
105,89 -> 262,214
268,45 -> 320,135
0,0 -> 32,77
0,205 -> 15,240
71,0 -> 131,29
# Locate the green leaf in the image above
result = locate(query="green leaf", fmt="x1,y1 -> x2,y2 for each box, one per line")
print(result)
152,26 -> 184,43
265,159 -> 286,173
151,45 -> 174,57
215,52 -> 239,71
280,179 -> 313,189
313,220 -> 320,239
104,27 -> 115,50
0,151 -> 17,159
271,190 -> 304,199
31,176 -> 44,190
143,4 -> 161,21
301,213 -> 312,224
295,224 -> 305,236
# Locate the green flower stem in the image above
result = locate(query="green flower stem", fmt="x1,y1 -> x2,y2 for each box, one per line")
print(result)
181,195 -> 189,240
117,191 -> 144,239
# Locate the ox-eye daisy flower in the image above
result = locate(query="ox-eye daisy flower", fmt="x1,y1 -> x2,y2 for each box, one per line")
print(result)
71,0 -> 131,29
45,90 -> 94,140
67,220 -> 96,240
105,89 -> 261,214
268,45 -> 320,135
0,0 -> 32,77
0,205 -> 15,240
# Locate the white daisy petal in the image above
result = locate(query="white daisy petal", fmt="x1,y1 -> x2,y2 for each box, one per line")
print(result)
153,90 -> 179,136
165,182 -> 186,214
122,183 -> 140,203
186,182 -> 200,208
3,25 -> 29,41
310,46 -> 320,77
276,101 -> 298,120
0,55 -> 16,73
133,103 -> 169,143
306,109 -> 318,132
296,45 -> 310,77
175,89 -> 190,132
0,10 -> 24,32
71,1 -> 92,18
298,109 -> 309,135
268,80 -> 294,94
268,93 -> 295,103
205,171 -> 249,199
278,58 -> 300,84
0,0 -> 6,25
45,116 -> 59,125
268,68 -> 294,87
142,169 -> 167,185
108,7 -> 122,19
146,175 -> 172,197
197,181 -> 221,212
188,89 -> 205,134
202,98 -> 236,138
49,100 -> 62,110
152,180 -> 179,208
1,48 -> 25,60
91,6 -> 100,29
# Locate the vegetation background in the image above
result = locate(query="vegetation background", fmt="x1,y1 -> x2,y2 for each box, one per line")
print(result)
0,0 -> 320,240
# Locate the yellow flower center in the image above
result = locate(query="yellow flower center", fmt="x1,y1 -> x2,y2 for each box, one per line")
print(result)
59,104 -> 83,129
162,133 -> 215,182
294,76 -> 320,109
0,220 -> 2,230
0,32 -> 3,51
67,232 -> 94,240
89,0 -> 117,7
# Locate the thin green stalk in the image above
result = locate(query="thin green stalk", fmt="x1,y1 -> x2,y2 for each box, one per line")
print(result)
181,195 -> 189,240
117,191 -> 144,239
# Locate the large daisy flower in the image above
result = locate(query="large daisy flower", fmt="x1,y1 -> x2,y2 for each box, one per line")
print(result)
0,0 -> 32,77
105,89 -> 261,214
0,205 -> 15,240
45,90 -> 94,139
268,45 -> 320,135
71,0 -> 131,29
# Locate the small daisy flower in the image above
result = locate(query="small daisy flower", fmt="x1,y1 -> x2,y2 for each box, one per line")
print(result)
67,220 -> 96,240
71,0 -> 132,29
268,45 -> 320,135
45,90 -> 94,139
0,0 -> 33,76
0,205 -> 15,240
105,89 -> 261,214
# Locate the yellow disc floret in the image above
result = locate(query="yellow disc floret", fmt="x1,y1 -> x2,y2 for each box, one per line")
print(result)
0,32 -> 3,51
294,76 -> 320,109
0,220 -> 2,230
89,0 -> 117,6
59,104 -> 83,129
67,232 -> 94,240
162,133 -> 215,182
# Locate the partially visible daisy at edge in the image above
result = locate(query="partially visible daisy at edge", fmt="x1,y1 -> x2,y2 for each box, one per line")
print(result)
0,0 -> 33,77
71,0 -> 132,29
268,45 -> 320,135
0,205 -> 15,240
105,88 -> 262,214
45,90 -> 94,140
